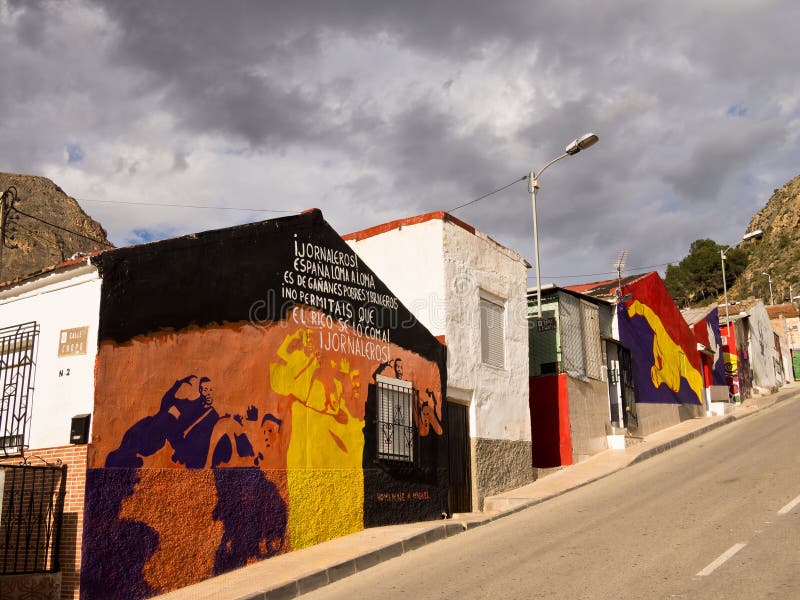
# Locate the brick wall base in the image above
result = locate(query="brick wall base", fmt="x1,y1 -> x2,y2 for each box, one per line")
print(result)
0,572 -> 61,600
1,445 -> 87,600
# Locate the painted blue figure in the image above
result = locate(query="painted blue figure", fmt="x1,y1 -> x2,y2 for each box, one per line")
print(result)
105,375 -> 221,469
212,467 -> 287,574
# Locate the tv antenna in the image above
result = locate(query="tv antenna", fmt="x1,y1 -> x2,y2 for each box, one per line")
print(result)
613,250 -> 627,298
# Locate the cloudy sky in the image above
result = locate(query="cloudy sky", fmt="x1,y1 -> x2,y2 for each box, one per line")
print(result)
2,0 -> 799,285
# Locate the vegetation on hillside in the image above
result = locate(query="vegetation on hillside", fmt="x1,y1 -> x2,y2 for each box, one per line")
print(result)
664,239 -> 748,308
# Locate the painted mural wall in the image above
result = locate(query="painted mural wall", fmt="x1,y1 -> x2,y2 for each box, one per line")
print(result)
722,319 -> 752,403
80,210 -> 447,599
688,307 -> 727,387
617,273 -> 704,407
722,322 -> 741,402
745,302 -> 782,391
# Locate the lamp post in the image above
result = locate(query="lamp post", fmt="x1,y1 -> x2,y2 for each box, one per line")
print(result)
720,230 -> 763,324
530,133 -> 599,317
762,272 -> 774,305
720,247 -> 733,329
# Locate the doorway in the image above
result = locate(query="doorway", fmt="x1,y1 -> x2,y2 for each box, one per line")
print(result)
446,400 -> 471,514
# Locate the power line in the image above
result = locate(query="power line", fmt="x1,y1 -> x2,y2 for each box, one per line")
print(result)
528,261 -> 678,280
11,206 -> 114,247
78,197 -> 295,213
10,222 -> 64,249
447,175 -> 528,213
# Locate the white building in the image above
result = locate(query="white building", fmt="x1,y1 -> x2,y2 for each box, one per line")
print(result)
0,255 -> 100,598
0,257 -> 101,453
743,300 -> 784,392
345,211 -> 532,511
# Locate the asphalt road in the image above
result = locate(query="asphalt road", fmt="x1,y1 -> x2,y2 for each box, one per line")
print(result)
303,394 -> 800,600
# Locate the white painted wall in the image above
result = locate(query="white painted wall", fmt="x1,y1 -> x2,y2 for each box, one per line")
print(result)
347,219 -> 447,336
347,217 -> 531,444
443,223 -> 530,442
746,302 -> 781,390
0,264 -> 100,449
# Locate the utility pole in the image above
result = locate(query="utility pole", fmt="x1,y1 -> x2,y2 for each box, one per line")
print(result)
0,188 -> 8,275
721,249 -> 730,330
762,272 -> 774,305
0,187 -> 18,282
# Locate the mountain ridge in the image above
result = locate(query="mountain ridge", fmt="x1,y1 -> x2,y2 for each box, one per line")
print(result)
729,174 -> 800,304
0,172 -> 113,284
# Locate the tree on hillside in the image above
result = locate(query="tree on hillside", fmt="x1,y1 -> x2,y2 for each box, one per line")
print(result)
664,239 -> 748,307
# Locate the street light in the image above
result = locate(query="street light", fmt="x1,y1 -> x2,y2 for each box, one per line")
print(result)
762,272 -> 774,305
721,247 -> 733,329
529,133 -> 599,317
720,231 -> 761,331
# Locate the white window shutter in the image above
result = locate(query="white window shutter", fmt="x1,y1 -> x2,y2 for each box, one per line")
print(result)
480,297 -> 505,368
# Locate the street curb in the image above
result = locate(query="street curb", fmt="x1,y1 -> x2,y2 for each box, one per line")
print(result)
471,396 -> 796,524
241,521 -> 470,599
168,388 -> 796,599
627,415 -> 736,466
280,399 -> 770,597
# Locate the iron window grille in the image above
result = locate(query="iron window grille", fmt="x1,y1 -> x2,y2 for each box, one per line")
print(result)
0,461 -> 67,574
580,300 -> 603,380
375,375 -> 417,464
0,322 -> 39,456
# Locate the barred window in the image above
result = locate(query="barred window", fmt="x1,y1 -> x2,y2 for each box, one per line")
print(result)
480,296 -> 505,369
580,300 -> 602,380
376,375 -> 416,463
0,322 -> 39,455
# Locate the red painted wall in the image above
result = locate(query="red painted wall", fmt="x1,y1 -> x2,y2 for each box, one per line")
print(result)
530,374 -> 572,468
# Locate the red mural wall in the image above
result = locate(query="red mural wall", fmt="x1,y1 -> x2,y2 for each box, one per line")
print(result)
618,273 -> 704,406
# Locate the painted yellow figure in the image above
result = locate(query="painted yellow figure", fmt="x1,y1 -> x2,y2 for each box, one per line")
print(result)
627,300 -> 703,403
269,328 -> 365,549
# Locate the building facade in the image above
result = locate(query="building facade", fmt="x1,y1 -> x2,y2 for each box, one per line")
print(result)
0,257 -> 101,600
569,273 -> 706,436
527,286 -> 617,466
345,212 -> 532,511
765,303 -> 798,382
681,305 -> 728,413
1,210 -> 449,599
739,300 -> 784,392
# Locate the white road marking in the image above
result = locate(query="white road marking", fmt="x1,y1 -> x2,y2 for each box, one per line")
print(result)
778,493 -> 800,516
696,543 -> 747,577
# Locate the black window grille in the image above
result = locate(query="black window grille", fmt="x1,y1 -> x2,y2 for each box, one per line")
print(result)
0,322 -> 39,455
0,461 -> 67,574
375,376 -> 417,464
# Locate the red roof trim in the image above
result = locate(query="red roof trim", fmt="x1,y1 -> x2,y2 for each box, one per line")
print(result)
564,272 -> 651,297
343,211 -> 476,241
0,250 -> 104,290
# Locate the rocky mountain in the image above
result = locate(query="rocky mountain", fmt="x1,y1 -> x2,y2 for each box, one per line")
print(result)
728,174 -> 800,304
0,173 -> 113,283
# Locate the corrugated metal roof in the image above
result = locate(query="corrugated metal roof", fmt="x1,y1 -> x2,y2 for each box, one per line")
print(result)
681,305 -> 717,326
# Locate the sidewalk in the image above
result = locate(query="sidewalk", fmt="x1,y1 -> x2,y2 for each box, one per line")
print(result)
158,382 -> 799,600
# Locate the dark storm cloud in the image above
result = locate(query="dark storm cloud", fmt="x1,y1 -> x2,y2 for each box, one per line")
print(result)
660,119 -> 786,202
2,0 -> 800,285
